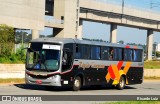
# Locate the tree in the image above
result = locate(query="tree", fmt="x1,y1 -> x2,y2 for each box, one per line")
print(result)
118,40 -> 124,44
0,24 -> 14,57
15,31 -> 31,44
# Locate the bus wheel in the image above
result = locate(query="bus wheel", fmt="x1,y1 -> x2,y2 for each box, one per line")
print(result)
117,76 -> 125,90
73,76 -> 81,91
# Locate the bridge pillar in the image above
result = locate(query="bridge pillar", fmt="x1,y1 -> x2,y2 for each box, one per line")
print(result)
78,19 -> 83,39
32,29 -> 39,39
146,29 -> 153,60
110,24 -> 117,43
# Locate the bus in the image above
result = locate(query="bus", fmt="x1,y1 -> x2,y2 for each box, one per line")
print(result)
25,38 -> 144,91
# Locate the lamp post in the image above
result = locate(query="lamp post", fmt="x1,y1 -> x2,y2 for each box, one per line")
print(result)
121,0 -> 124,22
122,0 -> 124,14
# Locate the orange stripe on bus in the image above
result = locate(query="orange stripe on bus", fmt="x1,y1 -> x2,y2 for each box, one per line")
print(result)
108,65 -> 115,79
105,61 -> 132,85
123,62 -> 132,74
117,61 -> 123,71
111,65 -> 120,81
106,73 -> 110,82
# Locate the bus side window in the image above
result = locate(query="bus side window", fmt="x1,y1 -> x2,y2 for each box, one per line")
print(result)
91,46 -> 100,60
75,44 -> 80,59
124,49 -> 133,61
133,49 -> 142,62
124,49 -> 128,61
114,48 -> 122,61
101,46 -> 109,60
75,44 -> 90,59
83,45 -> 90,59
62,43 -> 73,72
128,49 -> 133,61
109,47 -> 114,60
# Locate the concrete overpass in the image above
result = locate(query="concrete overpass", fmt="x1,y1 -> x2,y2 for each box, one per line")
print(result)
1,0 -> 160,60
78,0 -> 160,60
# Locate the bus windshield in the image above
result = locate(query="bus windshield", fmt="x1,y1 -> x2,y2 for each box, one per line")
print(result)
26,43 -> 61,72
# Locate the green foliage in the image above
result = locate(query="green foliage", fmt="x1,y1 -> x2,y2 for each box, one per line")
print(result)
144,61 -> 160,69
156,51 -> 160,57
15,31 -> 32,44
0,45 -> 26,63
0,24 -> 14,57
0,24 -> 26,63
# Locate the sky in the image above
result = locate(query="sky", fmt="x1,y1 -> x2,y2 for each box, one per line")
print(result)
40,0 -> 160,45
82,0 -> 160,45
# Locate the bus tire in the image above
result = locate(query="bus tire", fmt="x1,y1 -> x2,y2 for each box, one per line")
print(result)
73,76 -> 81,91
117,76 -> 125,90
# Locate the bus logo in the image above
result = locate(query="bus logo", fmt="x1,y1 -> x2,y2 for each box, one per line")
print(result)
106,61 -> 131,85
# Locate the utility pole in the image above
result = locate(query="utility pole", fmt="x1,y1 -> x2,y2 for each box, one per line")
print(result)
121,0 -> 124,23
122,0 -> 124,14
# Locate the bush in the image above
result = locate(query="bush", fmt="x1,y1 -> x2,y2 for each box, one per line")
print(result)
0,45 -> 26,63
0,24 -> 14,57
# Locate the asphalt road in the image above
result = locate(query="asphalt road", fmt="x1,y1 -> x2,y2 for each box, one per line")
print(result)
0,80 -> 159,104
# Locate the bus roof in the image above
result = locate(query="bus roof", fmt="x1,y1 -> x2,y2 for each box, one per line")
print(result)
30,37 -> 143,49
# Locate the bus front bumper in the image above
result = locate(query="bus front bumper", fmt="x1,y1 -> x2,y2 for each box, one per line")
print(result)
25,74 -> 62,86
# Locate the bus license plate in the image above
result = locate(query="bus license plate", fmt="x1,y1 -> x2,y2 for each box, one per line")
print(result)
36,80 -> 42,84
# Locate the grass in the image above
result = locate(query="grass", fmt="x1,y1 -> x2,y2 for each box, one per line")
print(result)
101,101 -> 160,104
144,76 -> 160,80
0,78 -> 25,84
144,61 -> 160,69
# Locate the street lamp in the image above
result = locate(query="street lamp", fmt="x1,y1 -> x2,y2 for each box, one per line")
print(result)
121,0 -> 124,22
122,0 -> 124,14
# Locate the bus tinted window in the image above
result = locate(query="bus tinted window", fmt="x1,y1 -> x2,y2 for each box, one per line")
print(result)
64,43 -> 73,51
124,49 -> 133,61
109,47 -> 114,60
91,46 -> 100,60
101,46 -> 109,60
114,48 -> 122,61
75,44 -> 90,59
83,45 -> 90,59
133,49 -> 142,62
75,44 -> 80,58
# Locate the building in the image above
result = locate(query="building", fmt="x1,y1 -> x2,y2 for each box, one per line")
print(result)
0,0 -> 80,39
0,0 -> 160,60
